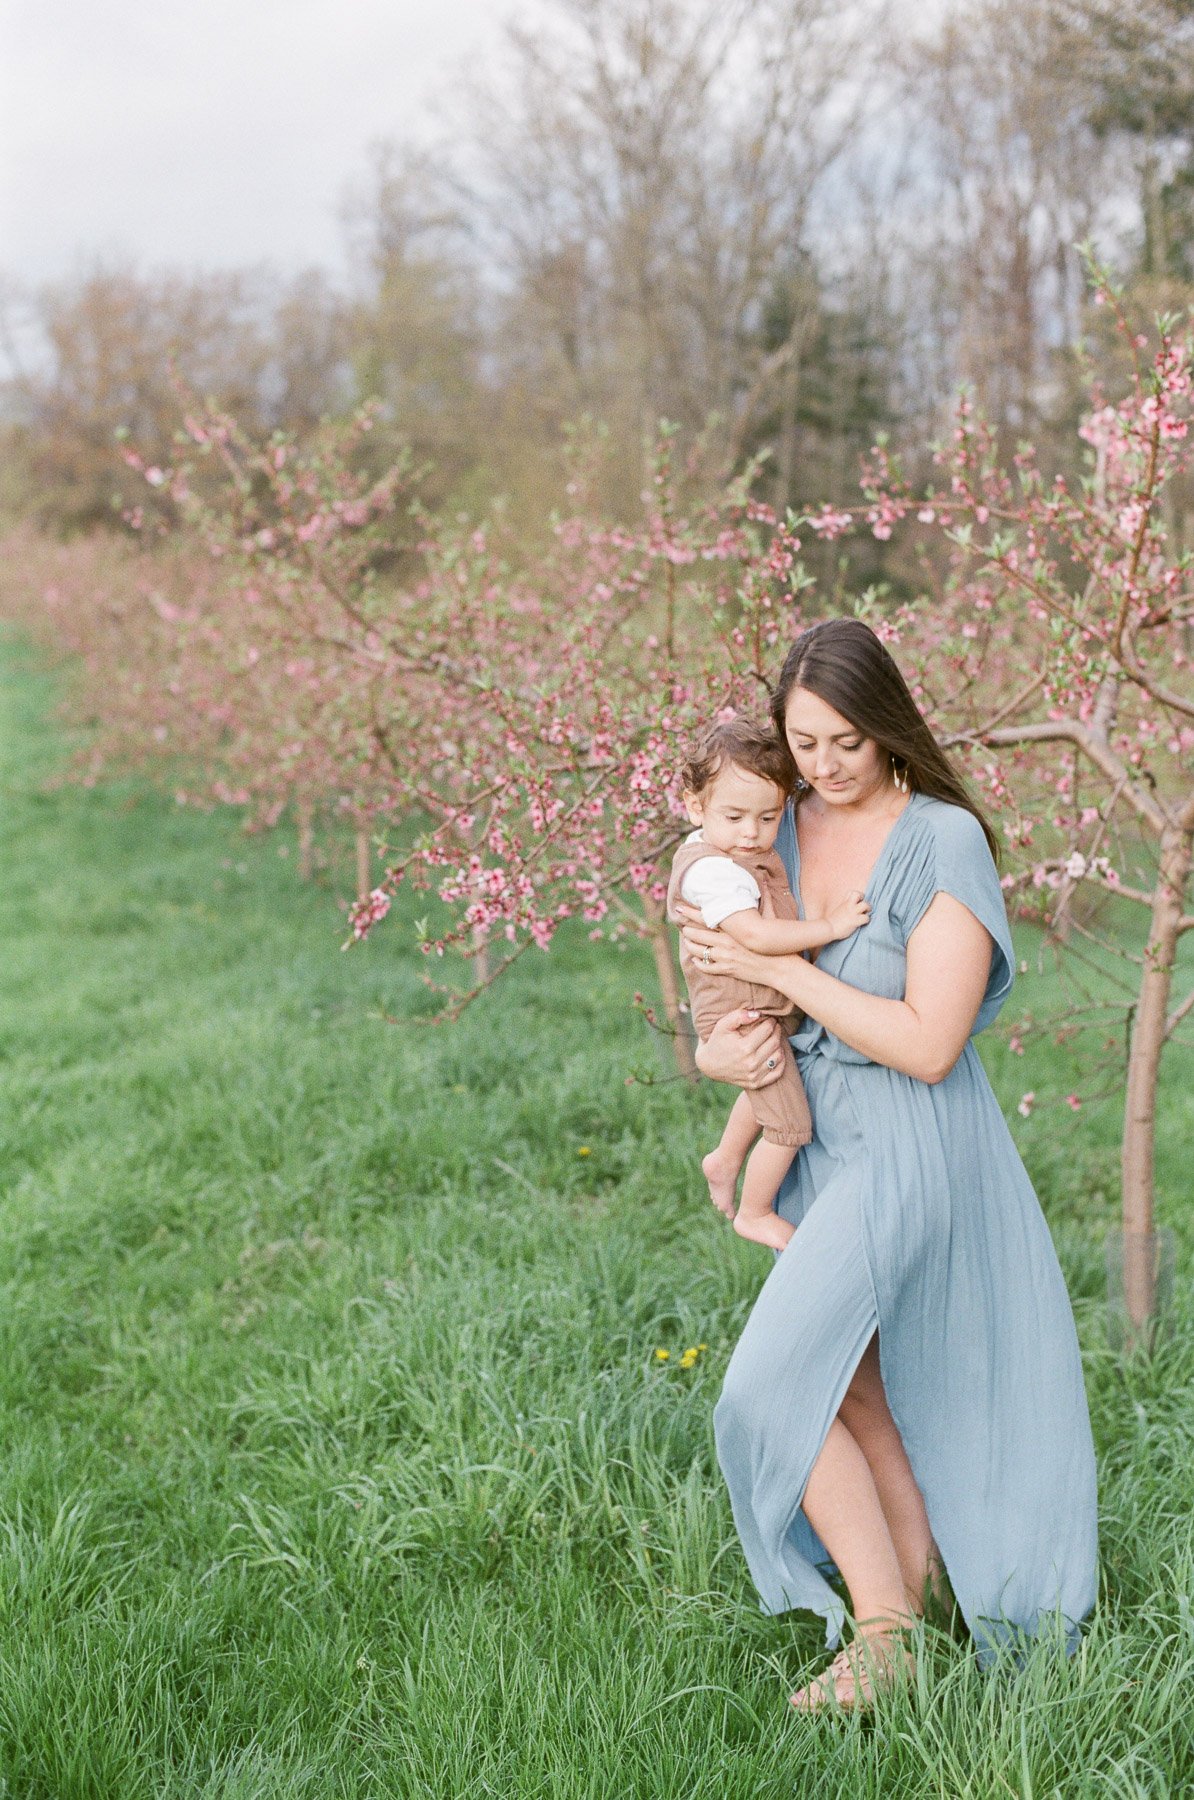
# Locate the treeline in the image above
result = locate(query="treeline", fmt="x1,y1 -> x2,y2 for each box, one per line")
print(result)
1,0 -> 1192,540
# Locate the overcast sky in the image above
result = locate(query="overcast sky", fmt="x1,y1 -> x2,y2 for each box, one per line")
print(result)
0,0 -> 503,287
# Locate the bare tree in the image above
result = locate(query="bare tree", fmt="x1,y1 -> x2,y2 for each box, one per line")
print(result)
1050,0 -> 1194,280
342,144 -> 493,505
0,264 -> 351,533
460,0 -> 880,494
887,0 -> 1125,444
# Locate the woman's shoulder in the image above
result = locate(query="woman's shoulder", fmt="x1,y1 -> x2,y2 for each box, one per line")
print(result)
884,795 -> 1001,924
905,794 -> 993,860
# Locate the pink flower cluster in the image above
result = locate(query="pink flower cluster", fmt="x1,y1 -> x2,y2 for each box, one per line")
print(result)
347,887 -> 391,941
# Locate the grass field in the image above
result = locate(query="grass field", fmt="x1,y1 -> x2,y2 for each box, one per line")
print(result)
1,633 -> 1192,1798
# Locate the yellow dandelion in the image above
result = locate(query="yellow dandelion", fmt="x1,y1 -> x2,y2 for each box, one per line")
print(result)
577,1146 -> 592,1156
698,1343 -> 708,1351
654,1348 -> 670,1361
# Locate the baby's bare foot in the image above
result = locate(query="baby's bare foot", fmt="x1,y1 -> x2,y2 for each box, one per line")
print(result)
733,1210 -> 795,1252
701,1151 -> 739,1218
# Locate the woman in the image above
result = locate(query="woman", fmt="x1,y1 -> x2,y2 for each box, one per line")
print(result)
679,619 -> 1098,1712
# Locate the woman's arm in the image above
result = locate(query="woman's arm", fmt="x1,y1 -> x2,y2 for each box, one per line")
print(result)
682,892 -> 993,1084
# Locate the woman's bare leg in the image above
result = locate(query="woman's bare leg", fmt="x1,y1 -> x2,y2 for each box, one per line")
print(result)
799,1414 -> 912,1632
702,1089 -> 759,1217
792,1334 -> 947,1709
836,1333 -> 948,1616
791,1412 -> 917,1709
710,1176 -> 931,1711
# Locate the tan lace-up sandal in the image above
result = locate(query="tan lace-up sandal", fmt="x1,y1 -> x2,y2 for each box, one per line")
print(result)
789,1626 -> 916,1714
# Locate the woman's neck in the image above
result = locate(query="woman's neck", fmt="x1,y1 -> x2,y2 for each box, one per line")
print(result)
802,779 -> 910,828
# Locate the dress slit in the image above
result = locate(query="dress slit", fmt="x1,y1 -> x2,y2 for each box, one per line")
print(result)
713,1176 -> 882,1643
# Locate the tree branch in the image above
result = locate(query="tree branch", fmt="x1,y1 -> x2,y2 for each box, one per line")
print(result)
1164,983 -> 1194,1042
968,672 -> 1046,737
962,719 -> 1170,834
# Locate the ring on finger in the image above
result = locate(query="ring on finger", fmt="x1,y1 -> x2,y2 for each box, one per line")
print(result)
765,1055 -> 777,1069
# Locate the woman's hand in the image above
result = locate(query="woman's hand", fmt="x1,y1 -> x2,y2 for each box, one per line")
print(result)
677,908 -> 769,985
694,1007 -> 786,1089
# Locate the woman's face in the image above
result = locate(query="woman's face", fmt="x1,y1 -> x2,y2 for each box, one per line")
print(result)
783,686 -> 890,807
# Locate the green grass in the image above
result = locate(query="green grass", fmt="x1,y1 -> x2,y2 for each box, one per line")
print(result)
0,629 -> 1192,1797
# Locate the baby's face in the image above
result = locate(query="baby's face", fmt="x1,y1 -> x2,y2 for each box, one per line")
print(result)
685,762 -> 787,855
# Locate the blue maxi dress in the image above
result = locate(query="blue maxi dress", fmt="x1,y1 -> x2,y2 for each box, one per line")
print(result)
713,792 -> 1099,1666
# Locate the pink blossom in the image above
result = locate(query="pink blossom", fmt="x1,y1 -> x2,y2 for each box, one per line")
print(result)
807,507 -> 853,540
347,888 -> 391,940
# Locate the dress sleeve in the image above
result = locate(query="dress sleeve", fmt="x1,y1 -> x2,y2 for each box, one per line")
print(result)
894,804 -> 1015,1034
680,856 -> 762,929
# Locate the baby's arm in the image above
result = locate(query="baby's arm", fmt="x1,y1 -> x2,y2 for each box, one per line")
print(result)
718,889 -> 870,955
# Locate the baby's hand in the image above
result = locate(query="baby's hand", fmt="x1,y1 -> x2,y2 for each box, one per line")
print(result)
826,889 -> 870,941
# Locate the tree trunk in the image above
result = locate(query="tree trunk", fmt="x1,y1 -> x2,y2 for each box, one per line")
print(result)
1120,825 -> 1191,1341
355,828 -> 372,903
297,796 -> 314,882
642,896 -> 698,1081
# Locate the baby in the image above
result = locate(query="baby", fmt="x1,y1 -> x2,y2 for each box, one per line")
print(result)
666,717 -> 869,1251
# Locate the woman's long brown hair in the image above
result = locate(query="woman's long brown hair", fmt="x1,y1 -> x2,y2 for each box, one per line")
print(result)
770,618 -> 1000,861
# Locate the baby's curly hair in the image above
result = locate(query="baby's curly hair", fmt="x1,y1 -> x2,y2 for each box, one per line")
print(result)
680,715 -> 795,798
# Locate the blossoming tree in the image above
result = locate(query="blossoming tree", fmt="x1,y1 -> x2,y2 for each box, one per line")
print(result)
119,393 -> 431,896
806,276 -> 1193,1337
113,402 -> 794,1077
349,434 -> 803,1078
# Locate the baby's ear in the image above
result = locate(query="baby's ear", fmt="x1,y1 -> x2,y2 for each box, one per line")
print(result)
682,791 -> 703,827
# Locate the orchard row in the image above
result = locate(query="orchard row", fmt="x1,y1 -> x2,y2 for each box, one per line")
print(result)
3,276 -> 1192,1317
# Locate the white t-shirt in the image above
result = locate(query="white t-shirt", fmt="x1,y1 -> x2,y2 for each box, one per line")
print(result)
679,830 -> 762,928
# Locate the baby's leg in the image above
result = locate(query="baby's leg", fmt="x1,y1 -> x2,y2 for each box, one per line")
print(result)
733,1139 -> 797,1251
702,1090 -> 759,1219
732,1045 -> 808,1249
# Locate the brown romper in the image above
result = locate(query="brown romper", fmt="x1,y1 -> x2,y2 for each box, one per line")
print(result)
666,838 -> 813,1149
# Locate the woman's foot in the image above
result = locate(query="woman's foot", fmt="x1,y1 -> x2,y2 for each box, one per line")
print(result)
701,1150 -> 740,1218
789,1627 -> 915,1714
733,1209 -> 795,1252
